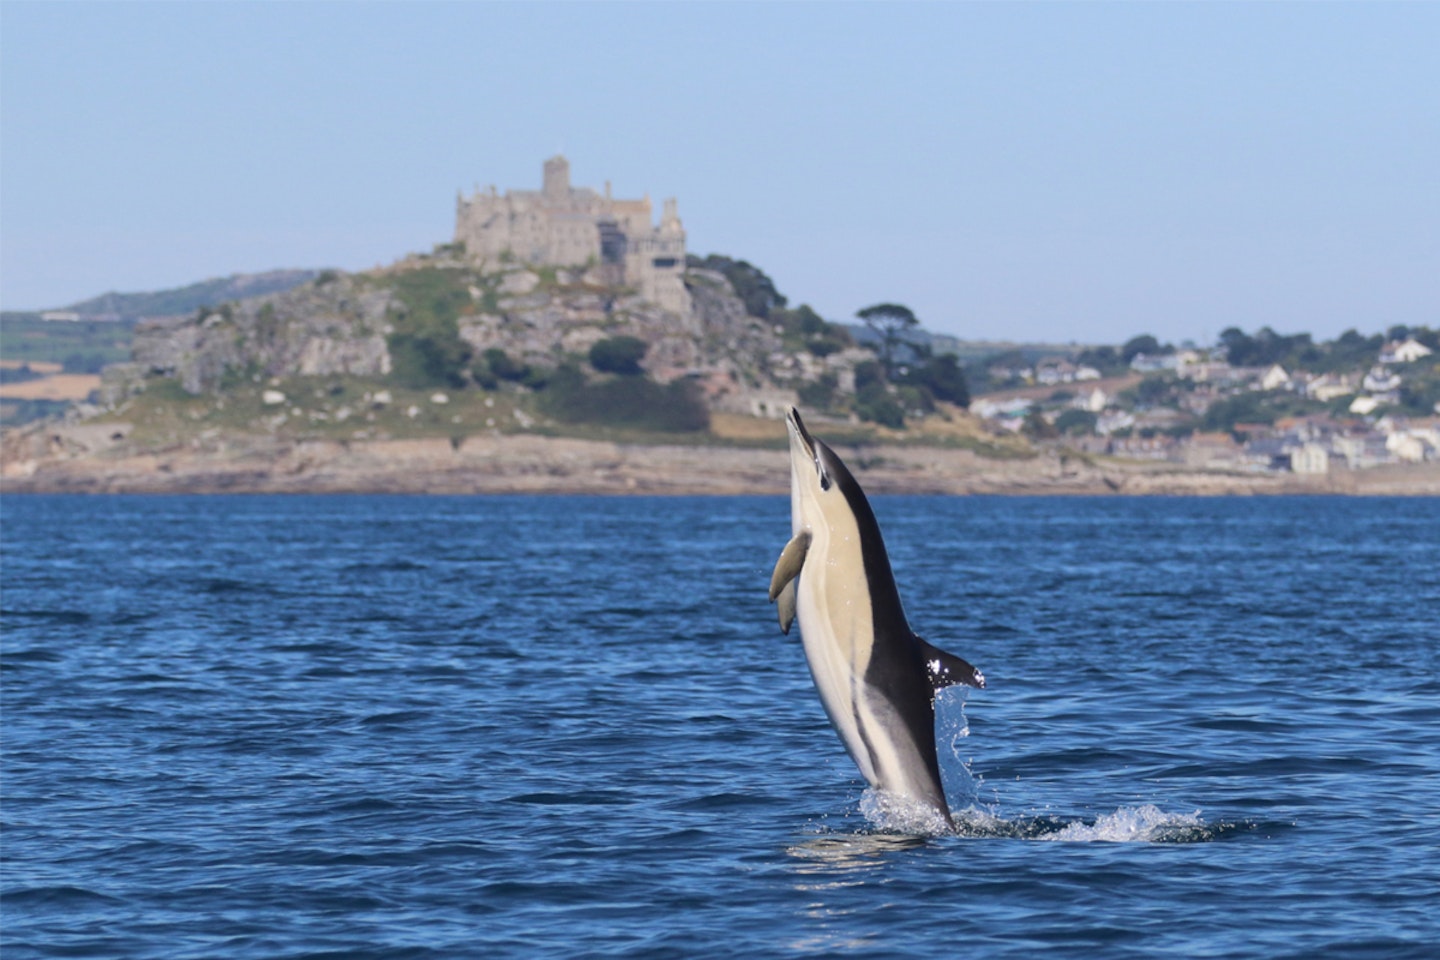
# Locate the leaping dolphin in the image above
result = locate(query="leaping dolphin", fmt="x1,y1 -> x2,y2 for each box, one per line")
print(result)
770,407 -> 984,831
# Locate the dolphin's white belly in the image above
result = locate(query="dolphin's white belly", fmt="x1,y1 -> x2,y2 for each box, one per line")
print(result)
793,522 -> 878,785
793,523 -> 940,802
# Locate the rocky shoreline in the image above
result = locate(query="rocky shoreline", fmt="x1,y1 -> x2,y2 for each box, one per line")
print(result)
4,423 -> 1437,496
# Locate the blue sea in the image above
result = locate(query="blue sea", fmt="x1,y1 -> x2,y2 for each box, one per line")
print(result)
3,494 -> 1438,958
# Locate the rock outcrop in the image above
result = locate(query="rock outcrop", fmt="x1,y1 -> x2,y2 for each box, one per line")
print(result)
118,257 -> 863,419
127,273 -> 395,395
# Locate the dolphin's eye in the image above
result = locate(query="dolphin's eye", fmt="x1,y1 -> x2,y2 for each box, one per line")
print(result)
816,456 -> 831,491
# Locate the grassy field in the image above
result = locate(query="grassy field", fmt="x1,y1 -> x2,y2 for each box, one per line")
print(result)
82,373 -> 1032,463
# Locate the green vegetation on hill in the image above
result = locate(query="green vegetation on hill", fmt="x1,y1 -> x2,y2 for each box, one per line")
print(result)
384,267 -> 476,389
541,364 -> 709,433
687,254 -> 786,318
0,316 -> 136,373
1200,389 -> 1326,432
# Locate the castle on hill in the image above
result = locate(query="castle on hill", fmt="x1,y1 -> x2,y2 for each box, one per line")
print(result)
454,156 -> 691,314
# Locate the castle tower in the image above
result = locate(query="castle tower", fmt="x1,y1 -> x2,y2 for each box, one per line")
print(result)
660,197 -> 683,236
543,155 -> 570,199
454,156 -> 689,314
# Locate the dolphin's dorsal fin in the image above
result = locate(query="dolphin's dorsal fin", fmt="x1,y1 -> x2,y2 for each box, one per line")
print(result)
917,637 -> 985,693
769,531 -> 811,635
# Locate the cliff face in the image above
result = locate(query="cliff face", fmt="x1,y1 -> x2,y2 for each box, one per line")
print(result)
126,274 -> 394,395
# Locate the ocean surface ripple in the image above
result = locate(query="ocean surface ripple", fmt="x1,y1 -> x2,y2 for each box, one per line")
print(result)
3,495 -> 1437,958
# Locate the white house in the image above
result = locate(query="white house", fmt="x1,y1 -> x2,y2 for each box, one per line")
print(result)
1379,338 -> 1433,364
1076,387 -> 1108,413
1362,366 -> 1403,393
1260,364 -> 1292,391
1130,352 -> 1179,373
1386,431 -> 1429,462
1306,373 -> 1356,402
1290,443 -> 1330,475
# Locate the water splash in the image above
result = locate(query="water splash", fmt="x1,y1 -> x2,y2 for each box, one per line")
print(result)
1039,804 -> 1207,842
956,803 -> 1240,842
856,789 -> 955,838
938,688 -> 992,813
848,794 -> 1232,843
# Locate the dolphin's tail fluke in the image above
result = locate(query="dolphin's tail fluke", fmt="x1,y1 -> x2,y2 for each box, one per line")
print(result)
917,636 -> 986,693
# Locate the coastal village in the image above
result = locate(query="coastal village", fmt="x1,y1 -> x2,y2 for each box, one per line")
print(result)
968,334 -> 1439,475
2,156 -> 1437,493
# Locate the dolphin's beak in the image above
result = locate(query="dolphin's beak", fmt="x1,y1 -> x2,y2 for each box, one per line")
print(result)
786,407 -> 816,461
786,407 -> 830,490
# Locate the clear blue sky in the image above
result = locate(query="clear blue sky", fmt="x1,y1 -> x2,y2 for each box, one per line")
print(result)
2,1 -> 1436,345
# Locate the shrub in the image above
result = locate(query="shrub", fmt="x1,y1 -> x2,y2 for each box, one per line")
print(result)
589,336 -> 648,376
483,348 -> 530,382
855,384 -> 905,429
896,384 -> 936,417
541,367 -> 709,432
390,333 -> 471,389
1054,409 -> 1098,435
797,373 -> 839,411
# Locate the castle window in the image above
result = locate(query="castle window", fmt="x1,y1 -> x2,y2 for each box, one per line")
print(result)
652,257 -> 677,269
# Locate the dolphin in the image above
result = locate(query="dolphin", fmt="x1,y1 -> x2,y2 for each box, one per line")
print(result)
769,407 -> 984,830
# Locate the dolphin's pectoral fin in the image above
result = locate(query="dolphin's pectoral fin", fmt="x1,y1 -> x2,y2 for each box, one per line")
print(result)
917,637 -> 985,693
776,579 -> 798,634
768,531 -> 811,602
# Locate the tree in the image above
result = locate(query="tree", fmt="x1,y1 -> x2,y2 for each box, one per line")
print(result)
1078,345 -> 1123,375
1219,325 -> 1316,368
1121,334 -> 1161,364
856,303 -> 920,376
916,354 -> 970,407
1021,409 -> 1058,440
1054,409 -> 1098,435
687,254 -> 787,319
855,384 -> 905,429
896,353 -> 970,408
